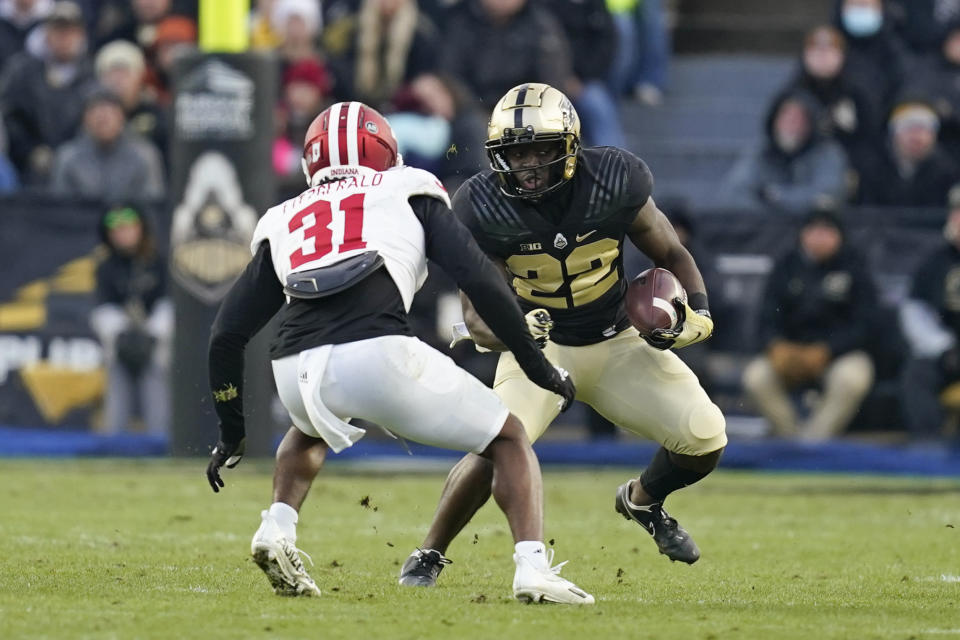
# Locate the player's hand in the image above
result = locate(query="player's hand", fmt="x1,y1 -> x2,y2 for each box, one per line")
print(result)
206,437 -> 245,493
449,322 -> 472,348
449,322 -> 493,353
643,299 -> 714,350
543,366 -> 576,412
525,308 -> 554,349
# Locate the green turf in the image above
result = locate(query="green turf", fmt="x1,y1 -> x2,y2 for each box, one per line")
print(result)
0,459 -> 957,640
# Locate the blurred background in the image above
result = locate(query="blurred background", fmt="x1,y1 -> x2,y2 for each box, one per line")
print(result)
2,0 -> 959,474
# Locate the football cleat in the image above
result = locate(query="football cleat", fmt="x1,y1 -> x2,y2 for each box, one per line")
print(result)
398,548 -> 452,587
615,481 -> 701,564
513,549 -> 594,605
250,511 -> 321,597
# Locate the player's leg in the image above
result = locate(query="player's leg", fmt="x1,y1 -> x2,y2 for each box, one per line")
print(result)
401,347 -> 568,585
322,336 -> 591,603
417,453 -> 493,555
582,329 -> 727,563
479,413 -> 542,544
271,426 -> 328,512
249,355 -> 327,597
483,413 -> 592,604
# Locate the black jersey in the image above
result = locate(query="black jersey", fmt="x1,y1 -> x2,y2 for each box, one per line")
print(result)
455,146 -> 654,345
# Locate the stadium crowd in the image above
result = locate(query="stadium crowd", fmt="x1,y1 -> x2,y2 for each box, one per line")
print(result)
2,0 -> 960,447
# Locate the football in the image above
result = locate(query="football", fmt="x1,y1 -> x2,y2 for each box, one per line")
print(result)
625,267 -> 687,335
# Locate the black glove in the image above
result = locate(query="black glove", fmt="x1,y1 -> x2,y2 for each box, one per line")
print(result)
641,331 -> 676,350
525,363 -> 576,412
206,437 -> 245,493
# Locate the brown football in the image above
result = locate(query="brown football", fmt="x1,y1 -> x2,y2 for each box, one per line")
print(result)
625,267 -> 687,335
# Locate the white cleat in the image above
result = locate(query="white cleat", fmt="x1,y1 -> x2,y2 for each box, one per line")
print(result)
512,549 -> 594,605
250,511 -> 321,597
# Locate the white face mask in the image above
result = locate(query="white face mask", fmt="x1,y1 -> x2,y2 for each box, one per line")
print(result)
775,130 -> 804,153
842,6 -> 883,37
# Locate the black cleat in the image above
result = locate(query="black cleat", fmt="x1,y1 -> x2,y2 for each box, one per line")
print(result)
615,481 -> 700,564
398,548 -> 452,587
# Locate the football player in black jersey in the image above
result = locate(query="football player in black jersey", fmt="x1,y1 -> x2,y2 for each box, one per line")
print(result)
399,83 -> 726,587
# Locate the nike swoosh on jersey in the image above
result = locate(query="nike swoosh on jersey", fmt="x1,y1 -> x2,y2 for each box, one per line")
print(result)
575,230 -> 597,242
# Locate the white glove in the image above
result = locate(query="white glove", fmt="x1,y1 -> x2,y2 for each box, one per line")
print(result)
525,308 -> 554,349
449,322 -> 492,353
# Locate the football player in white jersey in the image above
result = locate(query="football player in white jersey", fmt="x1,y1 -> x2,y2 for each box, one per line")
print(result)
204,101 -> 594,604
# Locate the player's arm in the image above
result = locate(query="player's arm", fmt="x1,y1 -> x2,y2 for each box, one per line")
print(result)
413,196 -> 575,407
460,274 -> 555,351
206,242 -> 285,491
627,197 -> 713,348
459,258 -> 509,351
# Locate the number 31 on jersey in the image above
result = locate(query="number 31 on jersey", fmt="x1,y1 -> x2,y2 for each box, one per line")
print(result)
288,194 -> 367,269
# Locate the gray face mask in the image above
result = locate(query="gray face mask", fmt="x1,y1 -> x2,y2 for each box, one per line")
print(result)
842,6 -> 883,37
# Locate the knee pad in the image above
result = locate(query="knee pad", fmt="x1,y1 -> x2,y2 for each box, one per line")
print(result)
686,401 -> 727,453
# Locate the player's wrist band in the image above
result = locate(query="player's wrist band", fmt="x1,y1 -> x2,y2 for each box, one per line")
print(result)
694,309 -> 711,318
688,292 -> 709,314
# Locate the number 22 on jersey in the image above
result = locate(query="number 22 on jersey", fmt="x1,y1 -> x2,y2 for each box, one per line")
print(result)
288,193 -> 367,270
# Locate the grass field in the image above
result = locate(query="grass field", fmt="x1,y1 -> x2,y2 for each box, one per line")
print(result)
0,459 -> 957,640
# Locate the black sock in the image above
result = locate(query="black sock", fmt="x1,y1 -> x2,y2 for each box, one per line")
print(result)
639,447 -> 716,503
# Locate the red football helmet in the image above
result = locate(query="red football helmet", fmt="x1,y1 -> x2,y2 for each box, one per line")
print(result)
301,101 -> 400,185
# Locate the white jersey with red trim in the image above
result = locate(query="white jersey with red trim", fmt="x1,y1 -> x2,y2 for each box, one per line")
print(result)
251,165 -> 450,311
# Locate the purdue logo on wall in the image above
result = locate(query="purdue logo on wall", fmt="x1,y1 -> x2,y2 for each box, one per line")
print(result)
170,152 -> 258,304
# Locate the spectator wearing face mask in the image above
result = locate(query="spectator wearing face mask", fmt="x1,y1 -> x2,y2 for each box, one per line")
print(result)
718,88 -> 850,213
785,25 -> 882,177
858,99 -> 960,206
834,0 -> 911,116
386,72 -> 487,190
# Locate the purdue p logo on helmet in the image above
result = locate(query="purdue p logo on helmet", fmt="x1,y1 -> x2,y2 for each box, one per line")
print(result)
485,83 -> 581,198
